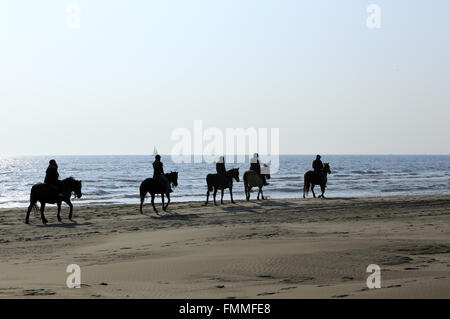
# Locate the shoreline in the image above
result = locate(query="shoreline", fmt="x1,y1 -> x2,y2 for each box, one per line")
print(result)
2,191 -> 450,210
1,194 -> 449,298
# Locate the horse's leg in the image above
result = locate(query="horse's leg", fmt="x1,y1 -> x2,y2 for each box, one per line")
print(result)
140,193 -> 145,214
220,189 -> 224,204
25,203 -> 34,224
260,187 -> 264,200
311,184 -> 316,198
151,194 -> 157,213
68,200 -> 74,220
320,185 -> 326,198
165,193 -> 170,210
230,187 -> 236,204
213,187 -> 218,205
57,201 -> 62,222
257,187 -> 261,200
161,193 -> 165,211
161,193 -> 170,211
205,189 -> 210,206
40,202 -> 48,224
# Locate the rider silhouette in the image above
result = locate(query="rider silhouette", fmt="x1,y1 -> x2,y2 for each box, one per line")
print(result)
153,155 -> 172,193
313,155 -> 325,185
44,159 -> 63,197
250,153 -> 268,186
216,156 -> 226,175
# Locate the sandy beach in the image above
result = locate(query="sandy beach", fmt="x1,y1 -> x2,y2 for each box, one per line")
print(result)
0,195 -> 449,299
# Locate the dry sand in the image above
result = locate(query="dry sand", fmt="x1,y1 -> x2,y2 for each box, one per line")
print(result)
0,194 -> 449,298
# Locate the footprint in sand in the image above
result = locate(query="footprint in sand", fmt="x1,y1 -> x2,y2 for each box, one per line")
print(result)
341,276 -> 354,281
332,294 -> 349,298
280,286 -> 297,291
257,292 -> 277,296
23,289 -> 56,296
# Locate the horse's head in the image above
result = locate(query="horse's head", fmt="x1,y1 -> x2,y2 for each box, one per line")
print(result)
66,177 -> 82,199
324,163 -> 331,174
168,171 -> 178,187
262,164 -> 271,179
228,168 -> 240,182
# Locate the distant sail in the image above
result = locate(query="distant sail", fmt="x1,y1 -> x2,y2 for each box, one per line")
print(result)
153,147 -> 158,155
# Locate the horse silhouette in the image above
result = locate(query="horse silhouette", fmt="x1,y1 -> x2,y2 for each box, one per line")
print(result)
243,166 -> 271,201
204,168 -> 240,205
303,163 -> 331,198
25,177 -> 82,224
139,172 -> 178,213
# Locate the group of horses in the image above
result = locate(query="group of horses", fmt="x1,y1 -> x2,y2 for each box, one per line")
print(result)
25,163 -> 331,224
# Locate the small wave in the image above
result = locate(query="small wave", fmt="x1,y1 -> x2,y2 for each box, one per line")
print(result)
85,190 -> 111,196
270,187 -> 299,193
351,170 -> 384,175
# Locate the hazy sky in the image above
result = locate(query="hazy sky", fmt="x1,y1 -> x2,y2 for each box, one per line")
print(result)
1,0 -> 449,156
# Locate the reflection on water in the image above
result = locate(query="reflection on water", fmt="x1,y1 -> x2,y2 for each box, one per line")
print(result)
0,155 -> 449,208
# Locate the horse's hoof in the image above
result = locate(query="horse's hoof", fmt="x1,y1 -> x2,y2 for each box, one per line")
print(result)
42,220 -> 48,225
57,217 -> 62,222
25,219 -> 29,224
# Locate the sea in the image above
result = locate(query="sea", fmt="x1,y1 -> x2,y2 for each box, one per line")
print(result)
0,155 -> 449,208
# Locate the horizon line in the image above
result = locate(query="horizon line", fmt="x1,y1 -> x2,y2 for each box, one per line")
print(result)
1,153 -> 450,157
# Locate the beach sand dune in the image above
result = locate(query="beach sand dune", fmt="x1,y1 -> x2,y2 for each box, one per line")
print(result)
0,195 -> 449,298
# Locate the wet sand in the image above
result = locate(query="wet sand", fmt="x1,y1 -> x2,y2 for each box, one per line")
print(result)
0,194 -> 449,298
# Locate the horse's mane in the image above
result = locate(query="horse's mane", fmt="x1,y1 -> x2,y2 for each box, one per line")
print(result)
226,168 -> 239,177
63,176 -> 80,183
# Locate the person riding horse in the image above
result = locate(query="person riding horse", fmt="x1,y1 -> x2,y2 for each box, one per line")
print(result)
250,153 -> 268,186
313,155 -> 326,185
153,155 -> 172,193
216,156 -> 226,175
44,159 -> 63,197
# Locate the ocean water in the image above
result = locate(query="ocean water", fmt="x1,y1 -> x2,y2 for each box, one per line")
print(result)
0,155 -> 449,208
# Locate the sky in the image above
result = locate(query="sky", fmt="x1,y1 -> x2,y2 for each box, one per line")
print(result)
0,0 -> 449,156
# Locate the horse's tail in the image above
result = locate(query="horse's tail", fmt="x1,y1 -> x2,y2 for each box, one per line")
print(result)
303,173 -> 310,198
139,181 -> 147,201
29,186 -> 40,212
243,171 -> 249,194
206,175 -> 213,192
